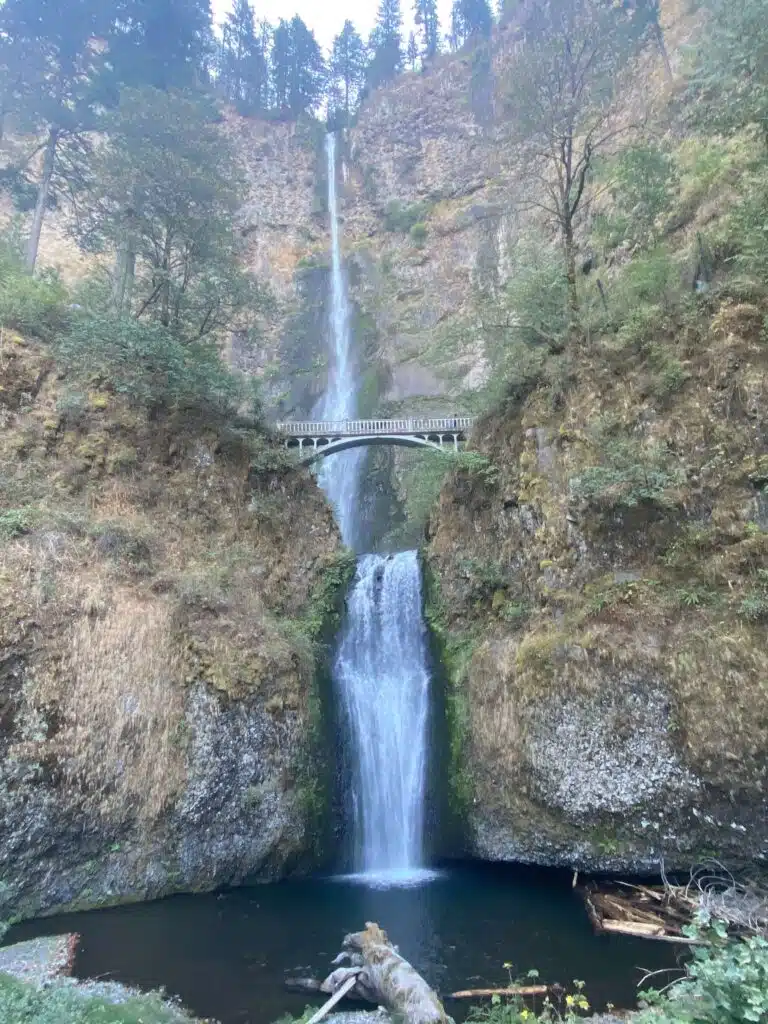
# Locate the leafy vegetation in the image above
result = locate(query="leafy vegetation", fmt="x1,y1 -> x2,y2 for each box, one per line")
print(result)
571,436 -> 682,511
383,200 -> 433,233
637,920 -> 768,1024
0,239 -> 66,337
0,973 -> 198,1024
55,312 -> 258,417
593,144 -> 680,250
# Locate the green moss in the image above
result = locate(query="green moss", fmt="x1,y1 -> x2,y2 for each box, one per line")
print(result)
302,550 -> 356,642
423,563 -> 476,818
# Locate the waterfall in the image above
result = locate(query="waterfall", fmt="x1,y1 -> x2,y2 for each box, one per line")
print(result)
318,134 -> 434,884
335,552 -> 431,879
315,132 -> 365,550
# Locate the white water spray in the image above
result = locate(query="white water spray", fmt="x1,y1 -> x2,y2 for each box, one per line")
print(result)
318,134 -> 433,883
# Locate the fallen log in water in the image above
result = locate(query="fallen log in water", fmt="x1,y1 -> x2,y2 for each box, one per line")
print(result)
448,986 -> 549,999
301,922 -> 453,1024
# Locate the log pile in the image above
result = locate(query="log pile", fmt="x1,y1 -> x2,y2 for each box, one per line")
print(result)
581,864 -> 768,944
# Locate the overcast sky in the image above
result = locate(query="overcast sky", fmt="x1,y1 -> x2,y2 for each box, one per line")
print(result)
211,0 -> 454,55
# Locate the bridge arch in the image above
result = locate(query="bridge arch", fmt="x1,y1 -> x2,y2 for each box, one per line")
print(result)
276,417 -> 474,464
294,433 -> 452,464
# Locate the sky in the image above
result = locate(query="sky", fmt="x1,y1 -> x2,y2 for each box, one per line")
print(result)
211,0 -> 454,55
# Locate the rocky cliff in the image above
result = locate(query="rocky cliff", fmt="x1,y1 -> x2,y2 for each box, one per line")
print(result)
0,333 -> 347,920
210,0 -> 768,874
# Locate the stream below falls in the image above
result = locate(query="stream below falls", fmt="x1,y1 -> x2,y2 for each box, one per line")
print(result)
8,863 -> 679,1024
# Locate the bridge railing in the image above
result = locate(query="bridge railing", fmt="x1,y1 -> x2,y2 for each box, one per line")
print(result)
275,417 -> 474,436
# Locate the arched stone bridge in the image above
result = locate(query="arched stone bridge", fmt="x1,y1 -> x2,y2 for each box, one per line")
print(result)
275,417 -> 475,462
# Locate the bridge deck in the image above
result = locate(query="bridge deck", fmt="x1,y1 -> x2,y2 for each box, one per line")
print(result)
275,417 -> 474,437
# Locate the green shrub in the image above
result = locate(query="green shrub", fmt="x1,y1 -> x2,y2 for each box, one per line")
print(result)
56,312 -> 257,415
0,240 -> 67,337
728,172 -> 768,284
383,200 -> 431,233
503,240 -> 569,352
594,144 -> 679,249
0,508 -> 33,539
592,247 -> 691,350
409,222 -> 428,247
0,972 -> 197,1024
738,569 -> 768,622
637,921 -> 768,1024
571,436 -> 682,510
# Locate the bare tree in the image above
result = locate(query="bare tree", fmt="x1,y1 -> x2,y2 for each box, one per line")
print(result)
504,0 -> 651,328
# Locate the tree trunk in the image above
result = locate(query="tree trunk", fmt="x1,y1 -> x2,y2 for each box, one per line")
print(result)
563,217 -> 579,336
113,210 -> 137,314
26,127 -> 59,272
652,19 -> 672,81
160,230 -> 173,327
320,923 -> 453,1024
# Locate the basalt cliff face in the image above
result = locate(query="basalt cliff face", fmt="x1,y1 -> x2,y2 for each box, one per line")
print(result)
0,335 -> 346,920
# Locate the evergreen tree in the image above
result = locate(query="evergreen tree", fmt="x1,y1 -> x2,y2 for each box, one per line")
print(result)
219,0 -> 268,112
406,31 -> 419,70
414,0 -> 440,61
271,16 -> 325,117
329,20 -> 367,126
105,0 -> 213,91
78,88 -> 260,337
0,0 -> 109,269
368,0 -> 404,88
450,0 -> 493,49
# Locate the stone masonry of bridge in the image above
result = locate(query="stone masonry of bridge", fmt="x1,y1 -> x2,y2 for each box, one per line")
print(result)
274,417 -> 475,462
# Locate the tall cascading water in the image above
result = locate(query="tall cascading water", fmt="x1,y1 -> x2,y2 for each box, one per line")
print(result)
318,134 -> 434,882
315,132 -> 366,550
334,551 -> 431,877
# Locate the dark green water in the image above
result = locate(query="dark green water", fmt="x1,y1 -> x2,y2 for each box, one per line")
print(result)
6,863 -> 681,1024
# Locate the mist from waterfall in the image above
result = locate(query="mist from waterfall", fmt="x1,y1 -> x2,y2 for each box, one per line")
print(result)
317,134 -> 434,884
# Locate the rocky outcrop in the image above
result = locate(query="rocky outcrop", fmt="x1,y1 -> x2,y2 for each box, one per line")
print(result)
0,336 -> 346,920
426,299 -> 768,872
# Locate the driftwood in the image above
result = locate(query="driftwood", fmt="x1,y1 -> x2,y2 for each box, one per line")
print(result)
449,986 -> 549,999
581,864 -> 768,944
305,974 -> 360,1024
309,922 -> 453,1024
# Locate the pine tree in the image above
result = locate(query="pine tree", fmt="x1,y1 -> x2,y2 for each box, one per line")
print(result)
368,0 -> 404,88
105,0 -> 213,91
414,0 -> 440,61
78,87 -> 259,336
271,16 -> 325,117
0,0 -> 109,269
450,0 -> 493,49
219,0 -> 268,113
329,20 -> 367,127
406,32 -> 419,70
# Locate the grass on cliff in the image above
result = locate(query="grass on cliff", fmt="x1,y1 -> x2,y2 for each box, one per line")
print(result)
0,973 -> 199,1024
